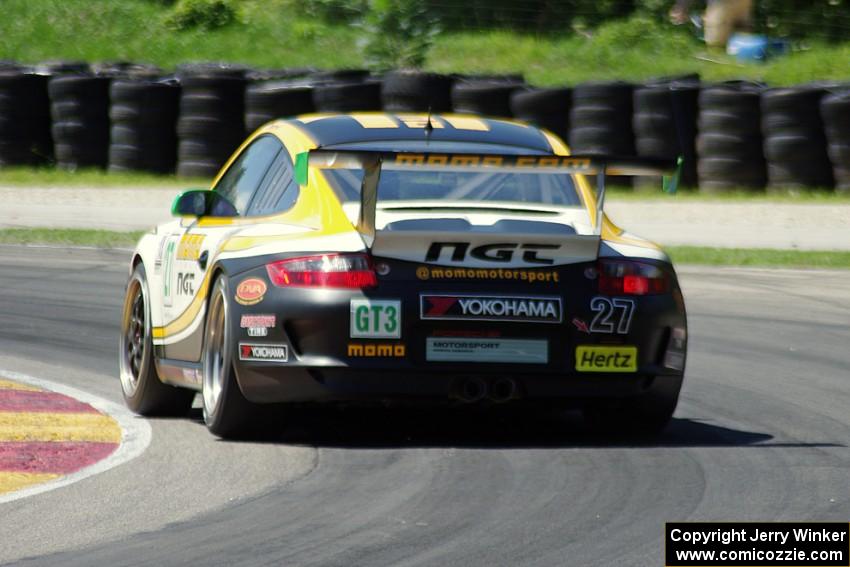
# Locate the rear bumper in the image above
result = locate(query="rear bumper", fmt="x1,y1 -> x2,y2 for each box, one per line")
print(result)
235,364 -> 684,405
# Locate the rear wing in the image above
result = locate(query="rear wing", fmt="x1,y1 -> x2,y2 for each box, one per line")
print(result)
294,150 -> 681,243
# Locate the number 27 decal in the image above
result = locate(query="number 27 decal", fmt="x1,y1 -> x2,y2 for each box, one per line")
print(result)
590,297 -> 635,334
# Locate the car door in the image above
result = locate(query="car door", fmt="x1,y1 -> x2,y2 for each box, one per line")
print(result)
161,134 -> 283,361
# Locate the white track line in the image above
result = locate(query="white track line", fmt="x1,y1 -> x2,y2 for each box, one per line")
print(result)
0,369 -> 151,505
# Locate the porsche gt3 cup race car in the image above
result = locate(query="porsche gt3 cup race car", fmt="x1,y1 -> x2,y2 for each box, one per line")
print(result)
119,112 -> 688,438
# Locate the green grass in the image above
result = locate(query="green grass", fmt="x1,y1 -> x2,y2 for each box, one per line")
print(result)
0,227 -> 847,268
0,167 -> 209,187
0,228 -> 144,248
1,1 -> 850,86
667,246 -> 850,268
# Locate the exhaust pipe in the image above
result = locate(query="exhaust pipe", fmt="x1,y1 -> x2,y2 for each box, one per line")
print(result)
457,377 -> 487,403
489,378 -> 517,403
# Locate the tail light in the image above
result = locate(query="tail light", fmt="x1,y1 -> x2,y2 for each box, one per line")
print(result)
598,259 -> 668,295
266,253 -> 377,289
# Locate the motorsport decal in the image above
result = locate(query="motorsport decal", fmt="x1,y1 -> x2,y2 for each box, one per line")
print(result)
239,343 -> 288,362
425,242 -> 560,265
589,297 -> 635,334
420,295 -> 562,323
426,338 -> 548,364
347,342 -> 406,357
575,345 -> 637,372
176,234 -> 205,261
235,278 -> 267,306
415,266 -> 560,283
350,300 -> 401,339
240,314 -> 276,328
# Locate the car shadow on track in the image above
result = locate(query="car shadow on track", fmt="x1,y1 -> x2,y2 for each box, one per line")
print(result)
189,406 -> 843,450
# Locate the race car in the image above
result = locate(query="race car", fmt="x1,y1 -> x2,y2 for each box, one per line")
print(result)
119,112 -> 688,438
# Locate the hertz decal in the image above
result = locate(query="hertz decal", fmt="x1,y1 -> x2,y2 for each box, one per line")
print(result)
347,343 -> 406,357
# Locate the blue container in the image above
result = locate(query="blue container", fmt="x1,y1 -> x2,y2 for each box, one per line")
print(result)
727,33 -> 790,62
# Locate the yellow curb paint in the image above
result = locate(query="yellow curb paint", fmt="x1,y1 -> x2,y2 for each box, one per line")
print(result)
0,471 -> 61,494
0,412 -> 121,443
0,379 -> 42,392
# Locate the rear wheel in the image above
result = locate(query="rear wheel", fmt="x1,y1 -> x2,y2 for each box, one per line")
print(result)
583,375 -> 683,435
119,263 -> 194,415
202,275 -> 252,438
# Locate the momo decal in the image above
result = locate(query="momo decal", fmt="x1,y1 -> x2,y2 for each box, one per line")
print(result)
239,343 -> 288,362
235,278 -> 267,306
415,266 -> 559,283
575,345 -> 637,372
350,299 -> 401,339
420,295 -> 562,323
240,314 -> 276,328
589,297 -> 635,334
347,343 -> 406,357
425,242 -> 559,265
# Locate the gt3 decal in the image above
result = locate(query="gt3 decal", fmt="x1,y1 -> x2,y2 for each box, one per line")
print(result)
589,297 -> 635,334
239,343 -> 288,362
235,278 -> 267,306
414,266 -> 560,283
420,295 -> 562,323
240,314 -> 276,328
347,343 -> 406,357
575,345 -> 637,372
425,242 -> 559,265
350,300 -> 401,339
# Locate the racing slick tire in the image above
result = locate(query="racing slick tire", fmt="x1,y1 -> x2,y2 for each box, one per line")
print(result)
120,264 -> 195,416
583,375 -> 683,435
201,275 -> 253,438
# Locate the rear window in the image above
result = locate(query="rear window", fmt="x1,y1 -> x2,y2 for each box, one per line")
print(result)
322,168 -> 582,207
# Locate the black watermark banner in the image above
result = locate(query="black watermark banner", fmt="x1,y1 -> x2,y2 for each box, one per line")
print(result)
666,522 -> 849,566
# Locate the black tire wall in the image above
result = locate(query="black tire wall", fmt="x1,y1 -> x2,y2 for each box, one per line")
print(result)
49,74 -> 112,169
0,71 -> 53,165
109,80 -> 180,174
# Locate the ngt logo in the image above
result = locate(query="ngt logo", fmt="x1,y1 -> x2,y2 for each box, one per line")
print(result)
421,295 -> 562,323
425,242 -> 560,265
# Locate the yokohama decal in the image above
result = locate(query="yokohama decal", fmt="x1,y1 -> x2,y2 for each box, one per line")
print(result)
239,343 -> 288,362
420,294 -> 562,323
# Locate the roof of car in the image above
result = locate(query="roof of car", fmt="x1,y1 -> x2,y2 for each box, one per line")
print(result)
285,113 -> 556,153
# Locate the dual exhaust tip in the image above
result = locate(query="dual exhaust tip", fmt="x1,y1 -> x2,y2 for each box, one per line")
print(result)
456,377 -> 518,404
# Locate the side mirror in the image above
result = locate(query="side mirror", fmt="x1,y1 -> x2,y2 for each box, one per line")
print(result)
171,189 -> 238,218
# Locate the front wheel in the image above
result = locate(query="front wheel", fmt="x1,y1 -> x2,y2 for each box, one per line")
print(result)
202,274 -> 252,438
119,263 -> 194,415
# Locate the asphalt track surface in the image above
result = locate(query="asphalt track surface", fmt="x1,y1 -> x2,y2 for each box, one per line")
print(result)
0,245 -> 847,566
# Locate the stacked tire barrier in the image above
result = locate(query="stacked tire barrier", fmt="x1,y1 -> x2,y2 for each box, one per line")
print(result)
313,80 -> 382,112
109,80 -> 180,173
451,79 -> 525,118
49,75 -> 112,169
381,70 -> 454,112
0,70 -> 52,165
245,80 -> 315,134
510,87 -> 571,141
176,74 -> 248,178
761,87 -> 833,190
633,80 -> 699,187
820,92 -> 850,193
696,83 -> 767,192
569,82 -> 635,156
